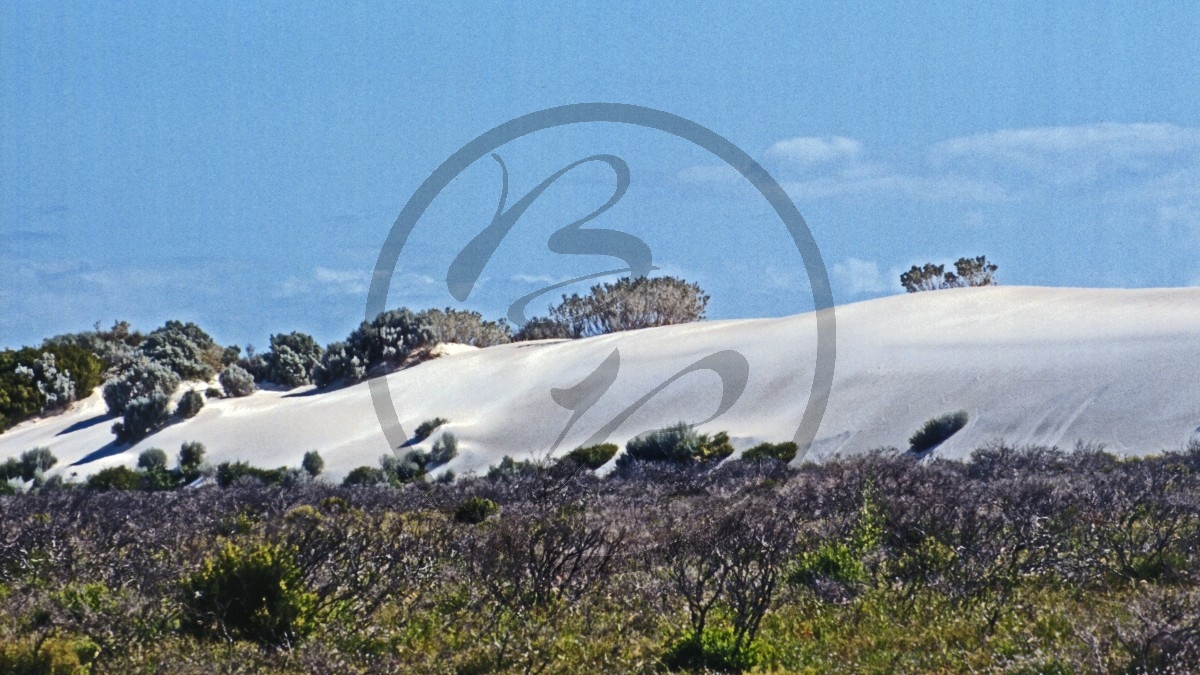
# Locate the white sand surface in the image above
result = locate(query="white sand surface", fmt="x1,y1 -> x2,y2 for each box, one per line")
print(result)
3,286 -> 1198,481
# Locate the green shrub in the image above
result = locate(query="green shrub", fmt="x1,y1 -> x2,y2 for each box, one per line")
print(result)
512,317 -> 574,341
788,489 -> 883,588
204,386 -> 223,399
0,635 -> 99,675
548,276 -> 709,337
175,389 -> 204,418
215,461 -> 287,487
103,357 -> 180,416
620,422 -> 734,467
909,411 -> 969,452
454,496 -> 499,524
742,441 -> 798,463
312,341 -> 366,387
420,307 -> 511,347
18,447 -> 57,482
561,443 -> 619,470
662,628 -> 758,673
86,465 -> 143,492
342,466 -> 386,486
139,321 -> 218,381
112,392 -> 171,441
301,450 -> 324,477
181,541 -> 317,646
218,364 -> 256,398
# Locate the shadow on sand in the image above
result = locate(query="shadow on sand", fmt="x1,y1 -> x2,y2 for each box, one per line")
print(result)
56,413 -> 115,436
70,439 -> 130,467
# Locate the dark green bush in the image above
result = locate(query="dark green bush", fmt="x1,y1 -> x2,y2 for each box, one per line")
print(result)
412,417 -> 448,443
175,389 -> 204,418
0,457 -> 21,481
561,443 -> 619,470
381,451 -> 427,483
312,340 -> 366,387
342,465 -> 387,486
103,357 -> 180,416
179,441 -> 206,473
662,628 -> 758,674
487,455 -> 539,479
454,496 -> 499,524
18,447 -> 56,482
137,448 -> 169,473
512,317 -> 575,341
112,392 -> 172,441
742,441 -> 798,463
909,411 -> 969,452
429,432 -> 458,467
181,542 -> 317,647
215,461 -> 287,487
264,332 -> 323,388
140,320 -> 220,380
86,465 -> 143,492
301,450 -> 324,477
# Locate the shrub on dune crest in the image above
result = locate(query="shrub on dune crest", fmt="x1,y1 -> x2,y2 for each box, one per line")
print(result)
103,356 -> 181,416
264,332 -> 323,388
218,364 -> 256,398
909,410 -> 969,453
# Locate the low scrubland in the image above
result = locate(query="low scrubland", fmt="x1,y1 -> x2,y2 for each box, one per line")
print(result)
3,440 -> 1200,673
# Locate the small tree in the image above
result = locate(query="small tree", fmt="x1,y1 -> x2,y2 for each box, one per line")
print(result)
179,441 -> 206,473
137,448 -> 169,473
901,256 -> 998,293
301,450 -> 324,478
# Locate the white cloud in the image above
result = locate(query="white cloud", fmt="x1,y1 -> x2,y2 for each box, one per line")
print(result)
930,123 -> 1200,183
766,136 -> 863,167
512,273 -> 559,284
784,172 -> 1008,203
833,258 -> 889,296
276,267 -> 380,298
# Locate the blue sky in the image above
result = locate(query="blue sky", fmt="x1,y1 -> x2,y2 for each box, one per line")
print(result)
3,2 -> 1199,349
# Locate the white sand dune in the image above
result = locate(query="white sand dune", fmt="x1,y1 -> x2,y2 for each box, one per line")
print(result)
3,286 -> 1199,481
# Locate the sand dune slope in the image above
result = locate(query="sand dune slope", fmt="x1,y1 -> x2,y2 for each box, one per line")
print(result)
2,286 -> 1198,480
